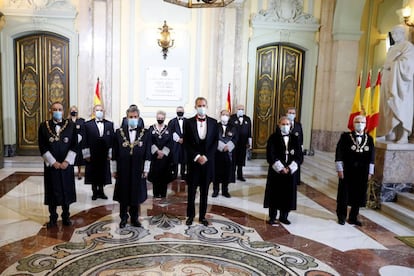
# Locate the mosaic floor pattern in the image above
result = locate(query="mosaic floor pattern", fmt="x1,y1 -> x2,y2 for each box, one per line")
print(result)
3,213 -> 338,275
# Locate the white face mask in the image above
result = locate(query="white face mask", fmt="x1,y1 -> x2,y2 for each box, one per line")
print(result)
197,107 -> 206,116
237,109 -> 244,117
128,118 -> 138,128
280,125 -> 290,135
354,122 -> 366,132
221,115 -> 229,124
287,113 -> 296,121
95,110 -> 104,120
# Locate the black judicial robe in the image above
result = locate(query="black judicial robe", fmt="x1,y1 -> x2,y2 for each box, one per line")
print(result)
230,114 -> 252,166
168,117 -> 187,165
73,117 -> 86,166
335,132 -> 375,207
83,119 -> 114,185
215,122 -> 238,184
112,126 -> 151,205
264,128 -> 303,211
147,124 -> 173,184
38,119 -> 77,206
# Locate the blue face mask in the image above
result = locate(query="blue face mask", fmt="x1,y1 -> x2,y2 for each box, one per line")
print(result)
280,125 -> 290,135
53,111 -> 63,121
95,110 -> 104,120
287,113 -> 296,121
128,118 -> 138,128
237,109 -> 244,117
197,107 -> 206,116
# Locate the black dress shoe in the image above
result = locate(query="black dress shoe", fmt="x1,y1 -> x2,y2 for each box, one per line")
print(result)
119,221 -> 127,228
131,220 -> 142,227
185,217 -> 193,226
222,192 -> 231,198
338,219 -> 345,225
212,191 -> 218,197
348,219 -> 362,226
99,193 -> 108,200
199,218 -> 209,226
279,218 -> 291,225
62,219 -> 72,226
46,220 -> 57,228
92,194 -> 98,200
268,219 -> 277,225
237,176 -> 246,182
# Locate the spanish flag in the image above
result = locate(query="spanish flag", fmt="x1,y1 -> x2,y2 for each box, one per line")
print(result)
347,72 -> 362,131
362,70 -> 372,130
94,77 -> 102,106
226,83 -> 231,113
369,70 -> 381,142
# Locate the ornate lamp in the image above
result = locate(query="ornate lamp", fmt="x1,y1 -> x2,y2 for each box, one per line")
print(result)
163,0 -> 235,8
157,20 -> 174,59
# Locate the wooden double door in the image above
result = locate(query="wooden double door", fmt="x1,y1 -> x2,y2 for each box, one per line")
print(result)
252,44 -> 304,155
15,33 -> 70,155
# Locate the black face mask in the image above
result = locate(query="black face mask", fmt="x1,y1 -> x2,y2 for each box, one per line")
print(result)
157,119 -> 164,125
70,111 -> 77,116
177,111 -> 184,117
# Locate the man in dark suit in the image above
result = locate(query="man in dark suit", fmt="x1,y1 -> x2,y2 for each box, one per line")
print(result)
113,105 -> 151,228
335,115 -> 375,226
168,106 -> 187,180
264,116 -> 303,225
230,104 -> 252,182
286,107 -> 303,185
38,101 -> 77,228
82,104 -> 114,200
184,97 -> 218,226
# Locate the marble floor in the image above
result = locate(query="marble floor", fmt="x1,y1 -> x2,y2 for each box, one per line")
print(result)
0,157 -> 413,275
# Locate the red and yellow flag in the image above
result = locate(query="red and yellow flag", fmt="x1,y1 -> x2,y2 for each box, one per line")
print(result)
94,78 -> 102,106
362,70 -> 372,130
348,72 -> 362,131
226,83 -> 231,113
369,70 -> 381,142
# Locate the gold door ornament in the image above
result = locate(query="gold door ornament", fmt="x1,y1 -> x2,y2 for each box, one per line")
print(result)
253,44 -> 304,155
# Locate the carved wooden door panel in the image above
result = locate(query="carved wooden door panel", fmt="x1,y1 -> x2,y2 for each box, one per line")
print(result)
253,44 -> 304,155
15,33 -> 69,155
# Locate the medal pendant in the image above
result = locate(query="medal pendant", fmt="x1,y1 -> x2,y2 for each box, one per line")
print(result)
49,137 -> 54,143
159,135 -> 162,139
122,141 -> 129,147
55,137 -> 60,141
351,145 -> 356,151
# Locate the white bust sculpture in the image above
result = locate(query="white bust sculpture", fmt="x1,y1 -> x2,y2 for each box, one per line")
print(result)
378,25 -> 414,143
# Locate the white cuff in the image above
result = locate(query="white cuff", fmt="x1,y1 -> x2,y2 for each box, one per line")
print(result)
248,137 -> 252,148
65,150 -> 76,165
227,141 -> 235,152
82,148 -> 91,159
162,147 -> 170,156
194,154 -> 201,162
108,148 -> 112,159
144,160 -> 151,173
335,161 -> 344,172
288,161 -> 298,174
151,145 -> 159,155
111,160 -> 117,173
217,141 -> 226,151
42,151 -> 56,167
272,161 -> 285,172
173,132 -> 180,142
77,134 -> 82,143
369,163 -> 374,175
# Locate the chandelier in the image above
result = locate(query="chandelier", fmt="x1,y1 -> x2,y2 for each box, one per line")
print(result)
163,0 -> 235,8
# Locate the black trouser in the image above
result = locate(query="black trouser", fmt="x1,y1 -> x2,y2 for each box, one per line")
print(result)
336,179 -> 360,221
213,182 -> 229,194
237,165 -> 243,178
172,163 -> 187,179
269,207 -> 289,221
119,204 -> 140,223
187,170 -> 209,220
92,184 -> 104,196
48,204 -> 70,222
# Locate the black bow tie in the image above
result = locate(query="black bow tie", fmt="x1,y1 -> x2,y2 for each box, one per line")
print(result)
129,128 -> 137,132
282,134 -> 289,137
96,120 -> 103,124
178,117 -> 183,120
54,122 -> 63,127
197,117 -> 206,122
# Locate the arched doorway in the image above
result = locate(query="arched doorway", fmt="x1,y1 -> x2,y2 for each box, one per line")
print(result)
15,33 -> 70,155
253,44 -> 304,155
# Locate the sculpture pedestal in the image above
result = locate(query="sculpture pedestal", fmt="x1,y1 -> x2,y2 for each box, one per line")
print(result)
374,141 -> 414,202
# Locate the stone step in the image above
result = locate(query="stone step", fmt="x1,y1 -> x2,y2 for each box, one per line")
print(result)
381,201 -> 414,229
396,192 -> 414,212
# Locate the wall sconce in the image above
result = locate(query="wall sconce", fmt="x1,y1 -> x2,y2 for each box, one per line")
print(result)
157,20 -> 174,59
402,6 -> 414,27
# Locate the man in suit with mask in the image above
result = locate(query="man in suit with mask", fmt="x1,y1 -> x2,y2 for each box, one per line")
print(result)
184,97 -> 218,226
